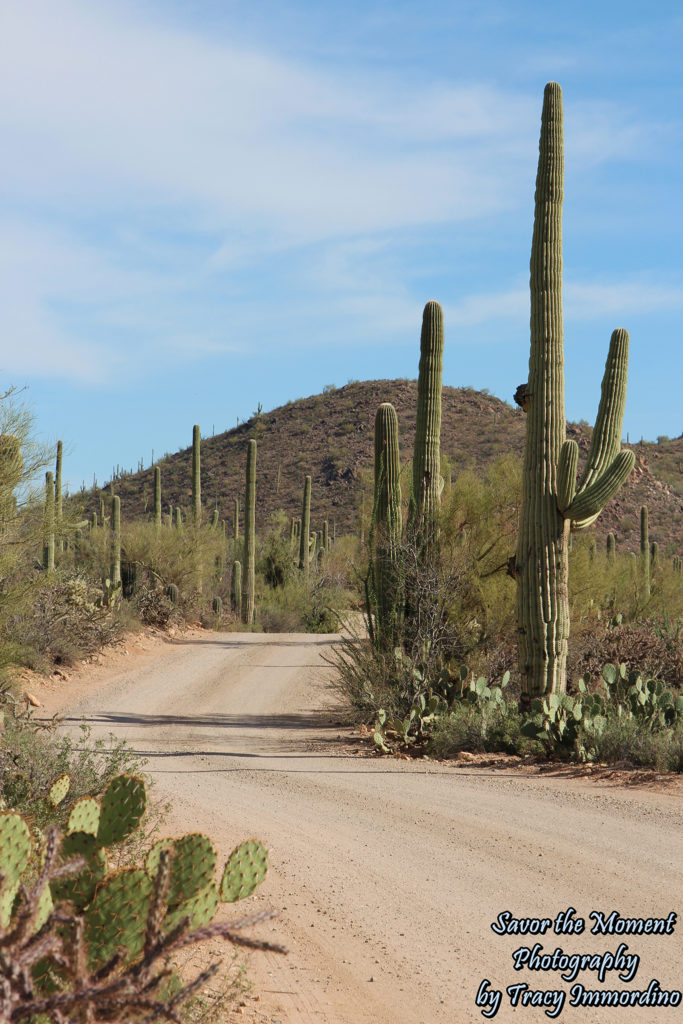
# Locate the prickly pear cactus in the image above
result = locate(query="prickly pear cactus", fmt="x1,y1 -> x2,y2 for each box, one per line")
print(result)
96,774 -> 146,847
219,839 -> 268,903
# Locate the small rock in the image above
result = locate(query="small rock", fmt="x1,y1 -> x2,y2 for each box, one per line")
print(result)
455,751 -> 476,763
25,692 -> 41,708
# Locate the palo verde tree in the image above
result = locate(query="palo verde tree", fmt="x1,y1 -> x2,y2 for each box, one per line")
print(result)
515,82 -> 634,704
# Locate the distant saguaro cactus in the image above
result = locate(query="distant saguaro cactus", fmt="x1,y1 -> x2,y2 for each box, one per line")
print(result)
43,471 -> 55,572
111,495 -> 121,588
192,425 -> 201,524
299,475 -> 312,575
371,403 -> 403,648
640,505 -> 650,600
241,439 -> 256,625
606,532 -> 615,562
231,560 -> 242,614
55,440 -> 63,550
154,466 -> 162,530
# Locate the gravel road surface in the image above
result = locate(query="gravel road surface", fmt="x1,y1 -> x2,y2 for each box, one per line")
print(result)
38,630 -> 683,1024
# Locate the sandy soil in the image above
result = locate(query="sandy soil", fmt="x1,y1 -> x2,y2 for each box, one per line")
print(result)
27,628 -> 683,1024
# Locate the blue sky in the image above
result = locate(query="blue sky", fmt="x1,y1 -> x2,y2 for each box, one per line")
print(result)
1,0 -> 681,492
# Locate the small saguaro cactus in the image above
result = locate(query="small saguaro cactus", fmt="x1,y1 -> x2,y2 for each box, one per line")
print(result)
212,596 -> 223,616
299,475 -> 312,575
43,471 -> 55,571
192,424 -> 201,524
174,506 -> 183,529
154,466 -> 162,530
371,402 -> 403,648
409,300 -> 444,555
322,519 -> 329,552
241,440 -> 256,625
211,507 -> 219,529
111,495 -> 121,588
231,560 -> 242,614
650,540 -> 658,570
234,496 -> 240,540
606,532 -> 616,562
166,583 -> 179,604
640,505 -> 650,600
515,82 -> 635,703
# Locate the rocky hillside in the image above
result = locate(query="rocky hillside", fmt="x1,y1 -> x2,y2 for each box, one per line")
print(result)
83,380 -> 682,555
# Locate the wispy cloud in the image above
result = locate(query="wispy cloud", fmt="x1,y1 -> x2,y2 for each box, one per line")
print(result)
0,0 -> 677,386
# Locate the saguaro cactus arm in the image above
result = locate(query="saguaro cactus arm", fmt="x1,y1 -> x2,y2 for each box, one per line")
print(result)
557,329 -> 635,529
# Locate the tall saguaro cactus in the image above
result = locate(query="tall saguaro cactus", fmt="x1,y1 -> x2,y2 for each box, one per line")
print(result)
299,476 -> 312,575
409,301 -> 444,554
372,403 -> 403,647
192,425 -> 201,524
241,440 -> 256,625
515,83 -> 635,703
154,466 -> 162,531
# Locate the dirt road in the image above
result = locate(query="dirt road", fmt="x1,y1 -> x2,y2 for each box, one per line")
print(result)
37,630 -> 683,1023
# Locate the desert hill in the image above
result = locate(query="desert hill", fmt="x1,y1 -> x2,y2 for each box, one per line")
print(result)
84,380 -> 682,556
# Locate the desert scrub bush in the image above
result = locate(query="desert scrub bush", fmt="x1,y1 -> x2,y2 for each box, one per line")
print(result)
0,690 -> 149,831
581,716 -> 683,771
2,571 -> 122,671
427,701 -> 527,758
569,613 -> 682,687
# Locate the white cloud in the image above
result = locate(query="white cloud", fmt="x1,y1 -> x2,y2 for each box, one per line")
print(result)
0,1 -> 675,382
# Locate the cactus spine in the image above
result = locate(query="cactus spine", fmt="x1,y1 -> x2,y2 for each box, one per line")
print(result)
409,300 -> 444,554
111,495 -> 121,588
231,560 -> 242,614
192,425 -> 201,524
372,403 -> 403,647
154,466 -> 162,530
241,440 -> 256,625
299,475 -> 311,575
640,505 -> 650,599
43,471 -> 55,571
515,83 -> 635,703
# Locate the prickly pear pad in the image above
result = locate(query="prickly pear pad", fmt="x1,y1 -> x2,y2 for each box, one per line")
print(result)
145,833 -> 217,906
219,839 -> 268,903
85,868 -> 153,970
163,880 -> 219,932
96,775 -> 146,847
0,812 -> 32,886
67,796 -> 100,836
48,774 -> 70,807
51,831 -> 107,909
